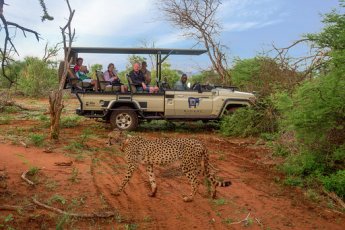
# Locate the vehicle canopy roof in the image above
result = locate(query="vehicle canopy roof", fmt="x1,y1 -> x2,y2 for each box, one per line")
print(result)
68,47 -> 207,81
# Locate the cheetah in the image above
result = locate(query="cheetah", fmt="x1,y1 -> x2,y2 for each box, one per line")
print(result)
110,130 -> 231,202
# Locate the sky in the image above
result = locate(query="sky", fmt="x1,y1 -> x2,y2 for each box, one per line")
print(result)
2,0 -> 341,73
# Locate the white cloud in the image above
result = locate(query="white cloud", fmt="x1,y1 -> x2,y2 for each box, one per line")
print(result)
155,31 -> 188,47
219,0 -> 284,32
223,19 -> 281,32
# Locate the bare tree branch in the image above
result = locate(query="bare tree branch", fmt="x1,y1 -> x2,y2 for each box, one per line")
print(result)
269,38 -> 330,79
0,1 -> 44,87
159,0 -> 231,84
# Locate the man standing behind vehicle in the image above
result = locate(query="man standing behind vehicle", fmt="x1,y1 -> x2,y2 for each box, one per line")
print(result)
174,73 -> 189,90
141,61 -> 159,93
141,61 -> 151,85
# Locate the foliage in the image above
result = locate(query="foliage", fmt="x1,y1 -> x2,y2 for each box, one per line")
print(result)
274,1 -> 345,198
28,166 -> 40,176
151,62 -> 181,86
0,60 -> 26,88
90,63 -> 103,79
231,57 -> 302,97
321,170 -> 345,199
17,57 -> 58,96
190,69 -> 222,85
220,99 -> 278,137
60,115 -> 81,128
220,108 -> 259,137
29,133 -> 45,146
126,55 -> 147,72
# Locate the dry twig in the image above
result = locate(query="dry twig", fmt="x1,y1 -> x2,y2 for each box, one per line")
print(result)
54,161 -> 73,166
32,198 -> 115,218
0,205 -> 23,211
19,141 -> 28,148
21,170 -> 34,185
230,212 -> 251,225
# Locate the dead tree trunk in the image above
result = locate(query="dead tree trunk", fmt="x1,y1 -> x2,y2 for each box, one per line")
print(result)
49,0 -> 75,140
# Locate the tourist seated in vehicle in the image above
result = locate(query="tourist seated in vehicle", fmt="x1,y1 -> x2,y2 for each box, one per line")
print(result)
174,73 -> 189,90
128,62 -> 158,93
76,65 -> 98,90
73,57 -> 85,73
103,63 -> 128,93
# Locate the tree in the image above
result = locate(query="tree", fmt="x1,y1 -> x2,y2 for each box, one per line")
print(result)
159,0 -> 230,84
90,63 -> 103,79
231,57 -> 302,97
48,0 -> 75,140
0,0 -> 53,87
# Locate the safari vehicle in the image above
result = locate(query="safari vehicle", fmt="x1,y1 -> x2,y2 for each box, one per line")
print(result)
66,47 -> 256,131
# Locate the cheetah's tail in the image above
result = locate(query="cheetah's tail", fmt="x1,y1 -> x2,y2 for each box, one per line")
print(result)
203,150 -> 232,187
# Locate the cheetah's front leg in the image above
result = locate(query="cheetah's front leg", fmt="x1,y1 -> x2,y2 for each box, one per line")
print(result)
112,164 -> 137,196
145,164 -> 157,197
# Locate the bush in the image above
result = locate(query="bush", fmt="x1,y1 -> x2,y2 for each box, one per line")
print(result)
29,133 -> 45,146
280,151 -> 323,177
61,116 -> 81,128
321,170 -> 345,199
18,57 -> 58,97
220,108 -> 259,137
220,99 -> 278,137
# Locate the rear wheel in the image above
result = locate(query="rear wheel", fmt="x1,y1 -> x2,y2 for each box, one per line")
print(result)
110,106 -> 138,131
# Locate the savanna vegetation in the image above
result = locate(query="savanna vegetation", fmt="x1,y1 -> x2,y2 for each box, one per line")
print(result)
0,1 -> 344,229
220,3 -> 345,199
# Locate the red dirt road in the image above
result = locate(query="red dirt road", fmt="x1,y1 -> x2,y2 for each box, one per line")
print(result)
0,128 -> 344,229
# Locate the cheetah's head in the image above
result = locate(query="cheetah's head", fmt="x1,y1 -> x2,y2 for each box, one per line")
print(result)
108,129 -> 131,151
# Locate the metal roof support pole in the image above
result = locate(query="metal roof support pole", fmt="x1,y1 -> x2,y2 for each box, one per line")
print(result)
157,51 -> 162,82
160,50 -> 174,64
156,53 -> 159,83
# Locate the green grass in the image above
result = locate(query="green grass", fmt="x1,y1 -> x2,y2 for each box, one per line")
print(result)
60,115 -> 82,128
28,133 -> 45,146
47,194 -> 66,205
124,223 -> 138,230
222,217 -> 233,225
0,115 -> 12,124
28,166 -> 40,176
213,198 -> 228,206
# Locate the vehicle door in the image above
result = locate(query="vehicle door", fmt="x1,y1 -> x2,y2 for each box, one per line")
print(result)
174,89 -> 213,116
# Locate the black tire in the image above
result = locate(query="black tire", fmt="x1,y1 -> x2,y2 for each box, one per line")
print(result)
110,106 -> 139,131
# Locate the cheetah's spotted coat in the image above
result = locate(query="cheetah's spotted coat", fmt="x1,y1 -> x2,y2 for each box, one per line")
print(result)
111,132 -> 231,202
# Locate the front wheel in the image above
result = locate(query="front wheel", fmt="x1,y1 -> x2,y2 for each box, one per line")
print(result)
110,106 -> 139,131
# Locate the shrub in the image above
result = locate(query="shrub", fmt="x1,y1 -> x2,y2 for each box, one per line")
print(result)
18,57 -> 58,97
220,99 -> 278,137
321,170 -> 345,199
280,151 -> 323,177
220,108 -> 259,137
60,115 -> 81,128
29,133 -> 45,146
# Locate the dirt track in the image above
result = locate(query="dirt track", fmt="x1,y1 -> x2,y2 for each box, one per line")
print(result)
0,97 -> 344,229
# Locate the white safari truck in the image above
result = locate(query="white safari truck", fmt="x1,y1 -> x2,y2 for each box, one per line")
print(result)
65,47 -> 256,131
